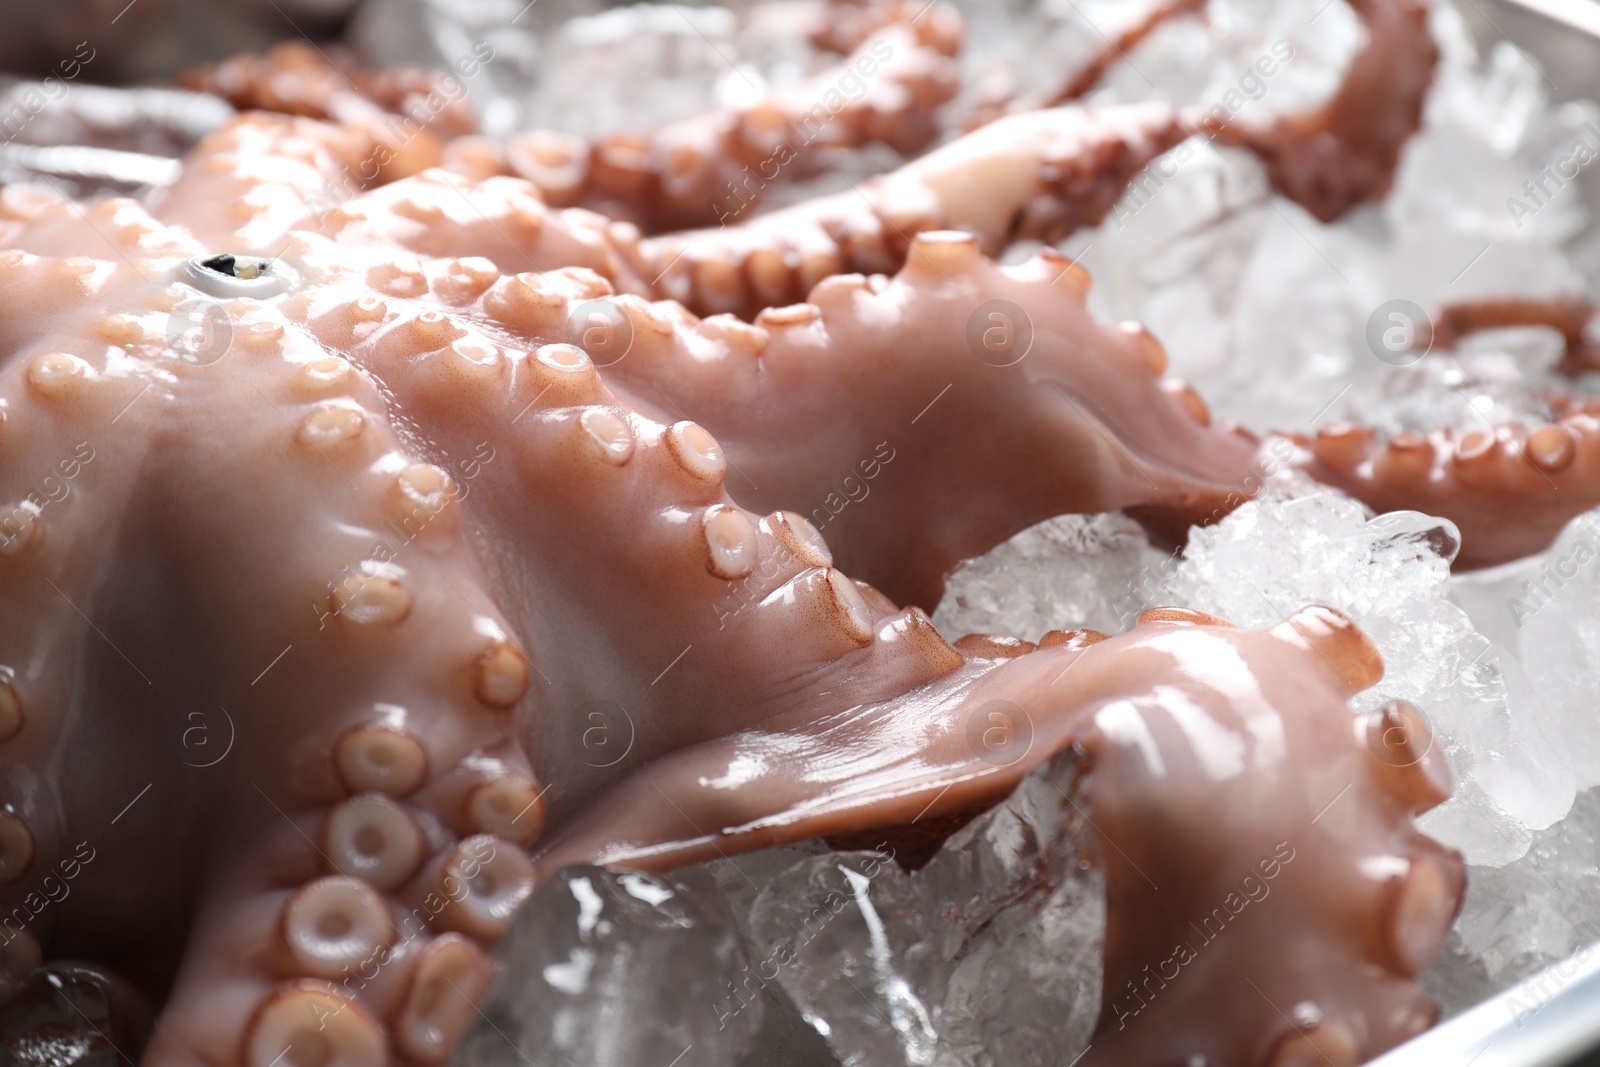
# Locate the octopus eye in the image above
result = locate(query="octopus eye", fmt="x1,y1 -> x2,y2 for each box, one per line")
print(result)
184,254 -> 296,298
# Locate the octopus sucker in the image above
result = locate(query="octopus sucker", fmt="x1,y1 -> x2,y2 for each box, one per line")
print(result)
0,0 -> 1547,1060
391,933 -> 492,1064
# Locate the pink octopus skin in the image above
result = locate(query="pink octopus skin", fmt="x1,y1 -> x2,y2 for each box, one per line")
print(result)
0,110 -> 1463,1067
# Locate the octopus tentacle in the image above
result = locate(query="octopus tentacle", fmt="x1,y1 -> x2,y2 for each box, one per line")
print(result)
1198,0 -> 1438,222
966,0 -> 1209,125
181,41 -> 478,139
636,103 -> 1196,318
0,190 -> 203,264
601,231 -> 1257,607
531,605 -> 1460,1067
146,113 -> 374,254
643,0 -> 1438,319
1289,416 -> 1600,568
803,0 -> 965,58
110,114 -> 649,299
476,19 -> 962,233
179,39 -> 476,180
308,223 -> 1458,1063
183,4 -> 963,236
1422,294 -> 1600,376
306,168 -> 653,297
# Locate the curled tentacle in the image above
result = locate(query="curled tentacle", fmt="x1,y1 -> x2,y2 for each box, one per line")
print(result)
1421,294 -> 1600,376
1197,0 -> 1438,221
643,0 -> 1439,319
966,0 -> 1209,126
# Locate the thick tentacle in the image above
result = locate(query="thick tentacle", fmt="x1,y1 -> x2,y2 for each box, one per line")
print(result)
598,231 -> 1257,608
532,606 -> 1460,1067
1290,416 -> 1600,568
635,103 -> 1195,317
478,19 -> 962,233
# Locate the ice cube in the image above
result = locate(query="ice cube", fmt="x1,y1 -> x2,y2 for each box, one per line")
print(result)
740,750 -> 1103,1067
458,864 -> 762,1066
933,512 -> 1164,639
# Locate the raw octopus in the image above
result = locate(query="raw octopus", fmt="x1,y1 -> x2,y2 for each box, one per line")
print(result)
0,0 -> 1590,1065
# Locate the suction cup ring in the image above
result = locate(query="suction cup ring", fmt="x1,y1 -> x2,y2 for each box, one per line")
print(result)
184,254 -> 298,299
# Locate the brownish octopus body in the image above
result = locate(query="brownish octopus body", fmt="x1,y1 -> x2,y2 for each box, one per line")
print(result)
0,0 -> 1591,1063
